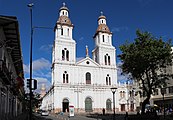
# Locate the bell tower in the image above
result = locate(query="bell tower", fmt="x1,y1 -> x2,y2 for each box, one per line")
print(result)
92,12 -> 116,67
52,3 -> 76,65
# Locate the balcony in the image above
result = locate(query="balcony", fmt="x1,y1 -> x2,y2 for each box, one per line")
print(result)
0,60 -> 12,85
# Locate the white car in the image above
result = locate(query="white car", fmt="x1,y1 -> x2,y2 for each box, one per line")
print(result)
41,110 -> 49,116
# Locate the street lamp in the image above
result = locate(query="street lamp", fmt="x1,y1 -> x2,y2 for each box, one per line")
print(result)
111,87 -> 117,120
161,88 -> 166,119
27,3 -> 34,120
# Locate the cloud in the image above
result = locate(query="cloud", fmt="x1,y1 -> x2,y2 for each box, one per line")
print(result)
24,77 -> 51,93
23,64 -> 29,73
79,37 -> 84,41
32,58 -> 51,71
24,58 -> 51,72
39,44 -> 52,52
111,26 -> 128,32
23,58 -> 52,93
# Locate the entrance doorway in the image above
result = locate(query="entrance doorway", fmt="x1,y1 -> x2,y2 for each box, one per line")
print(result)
62,98 -> 69,112
106,99 -> 112,111
121,104 -> 125,111
85,97 -> 92,112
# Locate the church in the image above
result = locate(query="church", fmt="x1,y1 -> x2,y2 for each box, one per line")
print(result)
41,3 -> 135,113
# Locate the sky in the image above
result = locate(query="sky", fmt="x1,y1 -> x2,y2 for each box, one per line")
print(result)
0,0 -> 173,93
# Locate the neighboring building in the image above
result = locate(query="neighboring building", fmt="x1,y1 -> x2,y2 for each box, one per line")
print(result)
41,3 -> 120,113
150,59 -> 173,110
117,82 -> 136,112
134,48 -> 173,112
0,15 -> 25,119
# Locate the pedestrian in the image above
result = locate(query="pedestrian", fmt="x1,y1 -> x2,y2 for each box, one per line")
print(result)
102,108 -> 105,115
125,112 -> 128,120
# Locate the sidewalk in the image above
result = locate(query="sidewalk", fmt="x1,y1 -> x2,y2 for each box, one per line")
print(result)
11,112 -> 29,120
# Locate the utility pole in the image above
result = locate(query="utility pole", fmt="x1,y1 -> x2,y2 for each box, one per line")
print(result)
27,3 -> 34,120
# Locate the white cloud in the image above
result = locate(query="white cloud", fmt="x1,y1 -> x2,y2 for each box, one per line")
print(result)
39,44 -> 52,52
23,58 -> 51,72
23,64 -> 29,73
32,58 -> 51,71
79,37 -> 84,41
24,77 -> 51,93
23,58 -> 52,93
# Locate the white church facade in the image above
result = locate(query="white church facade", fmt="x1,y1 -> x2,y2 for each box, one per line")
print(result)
41,3 -> 136,113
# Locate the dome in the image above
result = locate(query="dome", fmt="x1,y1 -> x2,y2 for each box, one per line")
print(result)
57,16 -> 73,27
98,15 -> 106,21
59,6 -> 69,12
94,24 -> 112,38
59,3 -> 69,12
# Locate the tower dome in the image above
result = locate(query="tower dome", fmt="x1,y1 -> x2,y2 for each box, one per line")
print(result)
56,2 -> 73,27
94,12 -> 112,38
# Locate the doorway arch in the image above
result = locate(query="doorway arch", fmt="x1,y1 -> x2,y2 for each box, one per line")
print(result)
85,97 -> 92,112
106,99 -> 112,111
62,98 -> 69,112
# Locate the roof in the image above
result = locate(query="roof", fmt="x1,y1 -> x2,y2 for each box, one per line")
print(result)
59,6 -> 69,12
93,24 -> 112,38
0,15 -> 24,78
56,15 -> 73,27
98,15 -> 106,21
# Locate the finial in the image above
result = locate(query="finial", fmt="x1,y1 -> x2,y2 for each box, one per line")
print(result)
100,11 -> 103,16
63,2 -> 66,7
86,45 -> 89,57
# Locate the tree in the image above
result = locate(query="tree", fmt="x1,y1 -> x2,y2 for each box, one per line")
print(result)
118,30 -> 173,114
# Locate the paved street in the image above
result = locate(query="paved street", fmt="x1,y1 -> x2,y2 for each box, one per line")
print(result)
33,113 -> 126,120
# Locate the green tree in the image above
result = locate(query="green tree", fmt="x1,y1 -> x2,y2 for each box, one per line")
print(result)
118,30 -> 173,113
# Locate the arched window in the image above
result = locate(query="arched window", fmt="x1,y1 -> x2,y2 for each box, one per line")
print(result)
120,91 -> 123,98
63,11 -> 64,15
63,71 -> 69,83
62,48 -> 69,61
106,74 -> 111,85
104,55 -> 107,65
122,91 -> 125,97
62,50 -> 65,60
86,72 -> 91,84
67,28 -> 69,36
66,50 -> 69,61
104,54 -> 111,65
109,77 -> 111,85
102,35 -> 105,42
61,28 -> 63,35
106,77 -> 108,85
108,56 -> 110,65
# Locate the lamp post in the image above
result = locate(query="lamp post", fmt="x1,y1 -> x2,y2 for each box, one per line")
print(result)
161,88 -> 165,119
27,3 -> 34,120
111,87 -> 117,120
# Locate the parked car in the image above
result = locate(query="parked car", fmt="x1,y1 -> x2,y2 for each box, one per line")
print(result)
41,110 -> 49,116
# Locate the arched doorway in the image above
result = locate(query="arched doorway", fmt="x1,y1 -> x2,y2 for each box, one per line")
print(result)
106,99 -> 112,111
85,97 -> 92,112
62,98 -> 69,112
121,104 -> 125,111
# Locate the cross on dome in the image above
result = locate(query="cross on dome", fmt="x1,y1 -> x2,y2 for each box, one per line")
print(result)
100,11 -> 103,16
63,2 -> 66,7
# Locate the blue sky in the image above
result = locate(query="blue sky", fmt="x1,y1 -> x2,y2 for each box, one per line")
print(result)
1,0 -> 173,92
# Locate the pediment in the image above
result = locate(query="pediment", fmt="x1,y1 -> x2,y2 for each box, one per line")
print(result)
76,57 -> 100,67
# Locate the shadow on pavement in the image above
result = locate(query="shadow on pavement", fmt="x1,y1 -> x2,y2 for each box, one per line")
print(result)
86,113 -> 125,120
